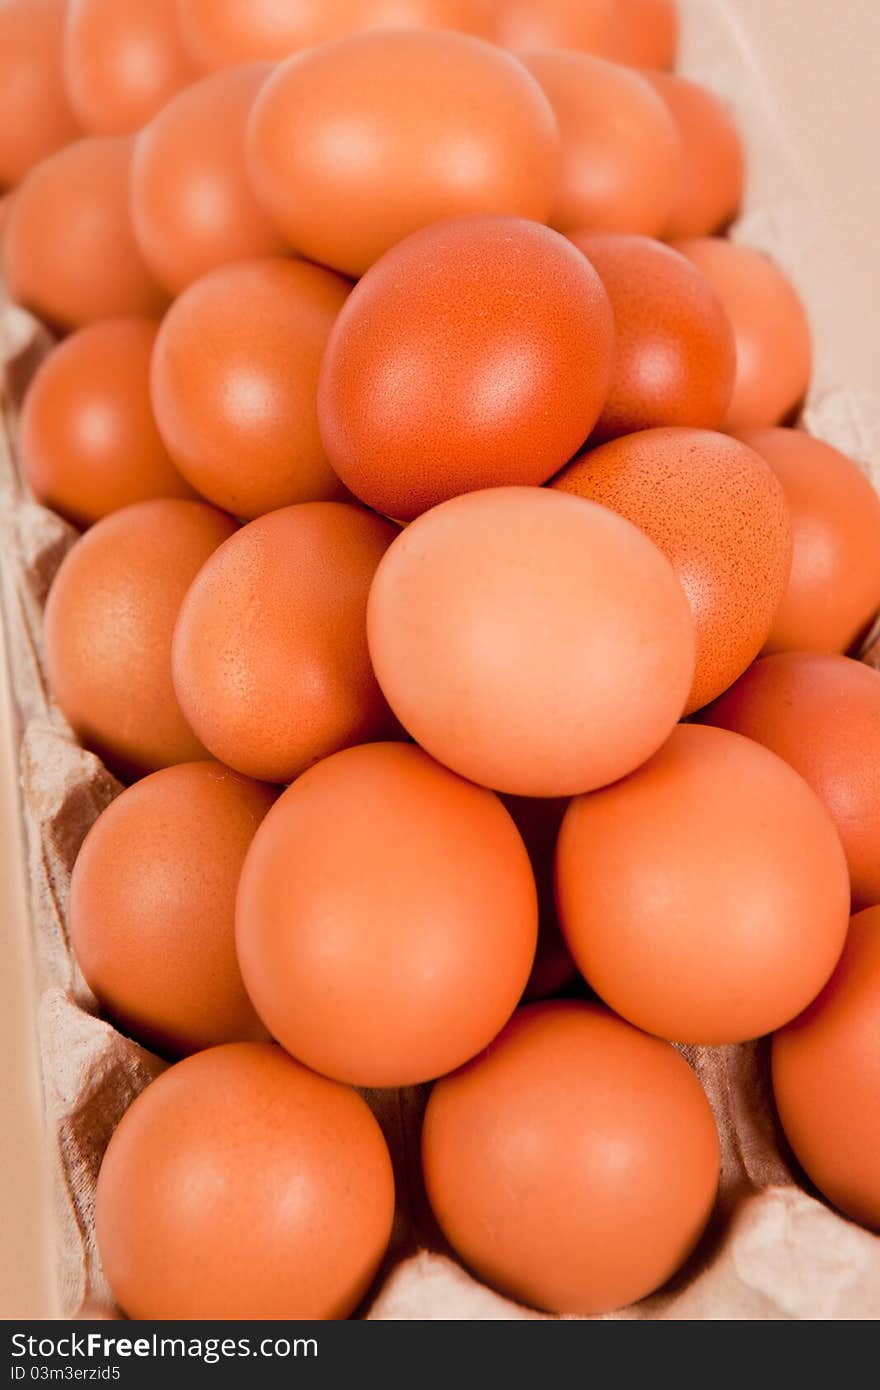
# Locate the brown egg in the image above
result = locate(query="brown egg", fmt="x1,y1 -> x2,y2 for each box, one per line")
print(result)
21,318 -> 195,529
772,906 -> 880,1230
172,502 -> 398,784
673,237 -> 812,431
736,428 -> 880,655
177,0 -> 361,67
63,0 -> 197,135
502,795 -> 578,1001
95,1042 -> 395,1318
359,0 -> 494,34
318,216 -> 614,521
245,29 -> 560,278
70,762 -> 275,1056
0,0 -> 80,190
605,0 -> 678,67
367,487 -> 695,797
644,71 -> 744,239
493,0 -> 617,54
567,233 -> 735,439
131,64 -> 286,295
237,742 -> 538,1087
44,498 -> 237,780
552,428 -> 792,713
4,136 -> 167,330
422,1001 -> 719,1315
520,51 -> 681,237
703,652 -> 880,910
555,724 -> 850,1044
151,258 -> 350,517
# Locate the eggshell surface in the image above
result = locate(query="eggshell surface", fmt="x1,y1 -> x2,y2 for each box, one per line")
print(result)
772,906 -> 880,1231
556,724 -> 850,1044
176,0 -> 364,67
236,741 -> 538,1087
63,0 -> 197,134
367,487 -> 695,797
703,652 -> 880,910
0,0 -> 81,188
95,1042 -> 395,1319
246,29 -> 561,277
422,1001 -> 719,1315
4,135 -> 167,329
44,498 -> 236,780
552,427 -> 792,712
644,71 -> 744,239
151,258 -> 350,517
567,234 -> 735,439
21,318 -> 195,529
521,51 -> 681,237
736,428 -> 880,655
70,762 -> 275,1057
172,502 -> 398,784
131,64 -> 285,294
318,217 -> 614,521
673,237 -> 812,431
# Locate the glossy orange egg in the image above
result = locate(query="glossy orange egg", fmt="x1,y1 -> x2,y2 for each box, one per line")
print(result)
521,50 -> 681,237
44,498 -> 237,780
367,487 -> 694,797
736,428 -> 880,655
703,652 -> 880,911
4,135 -> 167,329
492,0 -> 617,54
502,795 -> 578,1001
358,0 -> 494,34
95,1043 -> 395,1318
237,741 -> 538,1087
177,0 -> 362,67
567,233 -> 735,439
21,318 -> 195,529
552,427 -> 792,712
63,0 -> 197,135
673,237 -> 812,431
422,1001 -> 718,1315
246,29 -> 560,277
172,502 -> 398,784
0,0 -> 81,189
131,64 -> 285,294
70,762 -> 275,1057
644,71 -> 744,239
605,0 -> 678,67
773,906 -> 880,1231
556,724 -> 850,1044
318,216 -> 613,521
151,258 -> 350,517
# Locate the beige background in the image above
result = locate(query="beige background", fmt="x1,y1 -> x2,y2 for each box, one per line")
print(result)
1,0 -> 879,1320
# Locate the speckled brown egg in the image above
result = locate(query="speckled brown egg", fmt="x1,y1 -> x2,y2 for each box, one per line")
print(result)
644,71 -> 744,239
172,502 -> 399,784
317,216 -> 614,522
21,318 -> 195,529
4,135 -> 167,329
552,427 -> 792,713
0,0 -> 81,189
673,237 -> 812,431
520,50 -> 681,237
70,761 -> 275,1057
568,233 -> 735,440
736,427 -> 880,656
44,498 -> 237,780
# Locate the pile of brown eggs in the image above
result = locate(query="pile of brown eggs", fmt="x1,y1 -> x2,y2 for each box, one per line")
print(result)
3,0 -> 879,1321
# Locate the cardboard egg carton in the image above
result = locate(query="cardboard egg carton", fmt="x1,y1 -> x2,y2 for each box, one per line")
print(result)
1,0 -> 879,1320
